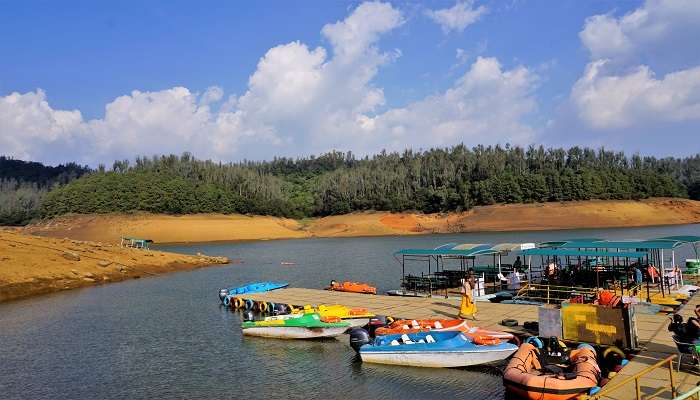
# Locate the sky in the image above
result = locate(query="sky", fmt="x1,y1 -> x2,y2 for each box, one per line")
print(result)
1,0 -> 700,166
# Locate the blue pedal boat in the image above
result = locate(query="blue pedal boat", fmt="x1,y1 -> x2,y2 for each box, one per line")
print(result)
358,331 -> 517,368
219,281 -> 288,304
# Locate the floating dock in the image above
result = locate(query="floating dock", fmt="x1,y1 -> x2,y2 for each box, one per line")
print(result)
242,288 -> 699,399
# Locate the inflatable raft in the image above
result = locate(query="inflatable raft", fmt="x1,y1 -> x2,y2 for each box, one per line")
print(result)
355,331 -> 517,368
241,313 -> 349,339
327,280 -> 377,294
374,319 -> 515,341
503,343 -> 601,400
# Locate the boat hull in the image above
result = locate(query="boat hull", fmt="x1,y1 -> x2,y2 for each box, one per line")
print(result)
361,347 -> 517,368
242,326 -> 348,339
343,318 -> 370,328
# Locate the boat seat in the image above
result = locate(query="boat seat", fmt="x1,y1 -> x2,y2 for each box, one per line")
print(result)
390,340 -> 400,346
402,325 -> 410,330
543,364 -> 564,375
433,321 -> 443,329
411,320 -> 419,327
425,335 -> 436,343
418,339 -> 425,343
401,334 -> 414,344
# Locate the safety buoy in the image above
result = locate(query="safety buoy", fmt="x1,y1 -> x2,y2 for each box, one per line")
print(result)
245,299 -> 254,310
223,296 -> 231,306
473,335 -> 500,346
229,297 -> 239,308
267,302 -> 276,313
256,301 -> 268,313
602,346 -> 625,359
234,297 -> 245,309
525,336 -> 543,348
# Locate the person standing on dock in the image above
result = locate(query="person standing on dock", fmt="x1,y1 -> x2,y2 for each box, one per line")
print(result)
459,278 -> 477,320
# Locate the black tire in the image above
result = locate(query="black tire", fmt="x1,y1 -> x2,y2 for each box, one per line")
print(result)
501,318 -> 518,327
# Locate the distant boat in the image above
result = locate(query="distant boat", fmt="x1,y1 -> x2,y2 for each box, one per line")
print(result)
219,281 -> 288,304
386,289 -> 430,298
241,313 -> 349,339
280,261 -> 296,265
327,280 -> 377,294
352,330 -> 517,368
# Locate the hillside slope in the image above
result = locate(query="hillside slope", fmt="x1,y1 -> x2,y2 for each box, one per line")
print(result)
21,198 -> 700,244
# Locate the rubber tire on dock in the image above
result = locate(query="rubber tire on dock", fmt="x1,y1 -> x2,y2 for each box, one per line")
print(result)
501,319 -> 518,327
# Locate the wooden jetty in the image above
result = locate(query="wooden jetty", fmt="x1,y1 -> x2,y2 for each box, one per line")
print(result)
243,288 -> 699,399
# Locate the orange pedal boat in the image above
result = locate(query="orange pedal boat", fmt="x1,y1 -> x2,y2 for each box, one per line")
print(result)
327,280 -> 377,294
503,343 -> 601,400
374,319 -> 515,341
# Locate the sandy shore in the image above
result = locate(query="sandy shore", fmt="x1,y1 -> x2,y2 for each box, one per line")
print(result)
20,198 -> 700,244
0,230 -> 228,302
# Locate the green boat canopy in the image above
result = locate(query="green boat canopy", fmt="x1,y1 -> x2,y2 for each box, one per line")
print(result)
395,242 -> 535,257
522,248 -> 648,259
543,237 -> 700,250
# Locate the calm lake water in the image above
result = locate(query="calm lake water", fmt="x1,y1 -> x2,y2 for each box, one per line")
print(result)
2,224 -> 699,400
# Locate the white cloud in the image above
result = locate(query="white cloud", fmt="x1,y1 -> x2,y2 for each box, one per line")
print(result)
571,0 -> 700,131
366,57 -> 538,150
580,0 -> 700,61
0,1 -> 538,165
0,90 -> 85,161
572,60 -> 700,129
425,1 -> 487,34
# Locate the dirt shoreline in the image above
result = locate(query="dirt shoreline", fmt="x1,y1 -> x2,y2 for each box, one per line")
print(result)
20,198 -> 700,245
0,231 -> 228,303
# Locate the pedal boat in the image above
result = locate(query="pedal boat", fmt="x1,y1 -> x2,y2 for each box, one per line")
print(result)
302,304 -> 375,328
241,313 -> 349,339
375,319 -> 515,341
358,331 -> 517,368
326,280 -> 377,294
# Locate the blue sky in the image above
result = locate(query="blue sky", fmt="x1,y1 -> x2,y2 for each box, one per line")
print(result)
1,1 -> 699,166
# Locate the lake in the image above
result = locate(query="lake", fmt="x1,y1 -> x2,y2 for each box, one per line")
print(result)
1,224 -> 698,399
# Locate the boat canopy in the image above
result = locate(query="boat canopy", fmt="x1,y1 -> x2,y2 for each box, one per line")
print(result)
521,248 -> 648,259
541,236 -> 700,250
395,242 -> 536,257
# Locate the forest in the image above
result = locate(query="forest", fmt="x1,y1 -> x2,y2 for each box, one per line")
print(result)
1,145 -> 700,225
0,157 -> 90,225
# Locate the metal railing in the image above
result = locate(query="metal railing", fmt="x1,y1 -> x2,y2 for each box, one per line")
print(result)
514,283 -> 598,304
673,385 -> 700,400
581,355 -> 677,400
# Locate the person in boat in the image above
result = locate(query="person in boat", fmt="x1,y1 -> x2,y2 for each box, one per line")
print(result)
459,277 -> 477,320
513,256 -> 522,273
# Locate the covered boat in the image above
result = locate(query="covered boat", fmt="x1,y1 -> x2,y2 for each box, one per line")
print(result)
327,280 -> 376,294
503,343 -> 601,400
374,319 -> 515,342
302,304 -> 375,328
241,313 -> 349,339
219,281 -> 288,304
353,330 -> 517,368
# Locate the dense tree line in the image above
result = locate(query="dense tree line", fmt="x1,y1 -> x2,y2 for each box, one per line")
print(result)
0,157 -> 89,225
33,146 -> 700,221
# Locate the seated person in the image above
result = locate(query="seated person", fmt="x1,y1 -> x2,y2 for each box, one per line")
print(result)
687,305 -> 700,343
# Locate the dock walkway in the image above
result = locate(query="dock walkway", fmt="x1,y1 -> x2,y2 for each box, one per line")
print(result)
244,288 -> 700,399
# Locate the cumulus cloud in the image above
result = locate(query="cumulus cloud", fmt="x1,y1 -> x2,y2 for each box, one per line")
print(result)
366,57 -> 537,150
571,0 -> 700,131
580,0 -> 700,61
572,60 -> 700,129
425,0 -> 487,34
0,1 -> 538,165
